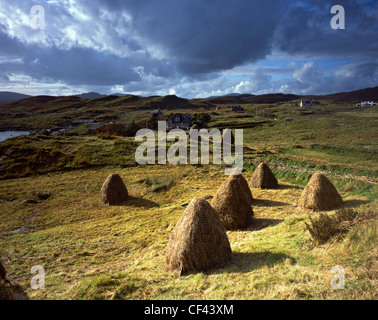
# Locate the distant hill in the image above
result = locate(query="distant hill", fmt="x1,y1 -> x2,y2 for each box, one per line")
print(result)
1,86 -> 377,115
75,92 -> 104,99
75,92 -> 126,99
202,93 -> 298,105
308,86 -> 378,103
201,86 -> 378,104
0,95 -> 85,112
246,93 -> 300,104
0,92 -> 32,105
207,93 -> 254,98
0,93 -> 213,115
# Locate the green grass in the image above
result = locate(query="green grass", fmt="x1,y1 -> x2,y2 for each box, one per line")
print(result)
0,135 -> 139,179
0,103 -> 377,300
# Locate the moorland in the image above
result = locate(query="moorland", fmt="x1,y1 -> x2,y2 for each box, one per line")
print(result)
0,87 -> 377,300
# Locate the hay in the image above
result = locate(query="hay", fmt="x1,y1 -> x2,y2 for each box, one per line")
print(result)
250,163 -> 278,189
0,262 -> 13,300
305,208 -> 359,246
299,172 -> 343,211
233,174 -> 253,204
222,128 -> 235,145
211,176 -> 254,230
0,278 -> 13,300
101,173 -> 129,205
165,198 -> 232,274
0,261 -> 6,280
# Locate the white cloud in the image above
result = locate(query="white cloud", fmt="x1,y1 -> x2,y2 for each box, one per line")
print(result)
0,0 -> 377,97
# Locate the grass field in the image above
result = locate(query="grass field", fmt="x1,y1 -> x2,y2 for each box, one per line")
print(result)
0,104 -> 377,300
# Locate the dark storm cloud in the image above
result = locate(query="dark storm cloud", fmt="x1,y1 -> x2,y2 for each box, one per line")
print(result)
116,0 -> 282,75
274,0 -> 378,59
0,31 -> 141,86
0,0 -> 376,96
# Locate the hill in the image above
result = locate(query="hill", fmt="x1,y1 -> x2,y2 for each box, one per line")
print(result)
0,102 -> 376,299
201,86 -> 378,105
0,95 -> 85,112
0,92 -> 32,105
0,86 -> 377,132
309,86 -> 378,103
202,93 -> 300,105
75,92 -> 104,99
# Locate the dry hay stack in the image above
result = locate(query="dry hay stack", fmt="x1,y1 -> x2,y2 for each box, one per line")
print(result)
233,174 -> 253,204
165,198 -> 232,274
101,173 -> 129,205
0,277 -> 13,301
0,261 -> 5,280
0,262 -> 28,300
298,172 -> 343,211
0,262 -> 13,300
211,175 -> 254,230
222,128 -> 235,145
250,163 -> 278,189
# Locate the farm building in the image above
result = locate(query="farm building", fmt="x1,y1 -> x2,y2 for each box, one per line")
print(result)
167,113 -> 192,130
356,101 -> 377,107
231,105 -> 245,112
300,100 -> 314,107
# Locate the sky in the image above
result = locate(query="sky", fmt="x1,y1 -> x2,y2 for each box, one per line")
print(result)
0,0 -> 377,98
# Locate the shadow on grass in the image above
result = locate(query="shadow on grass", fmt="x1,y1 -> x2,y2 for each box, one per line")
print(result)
276,184 -> 302,190
112,196 -> 159,208
247,218 -> 284,231
342,199 -> 370,208
210,251 -> 294,275
253,198 -> 290,207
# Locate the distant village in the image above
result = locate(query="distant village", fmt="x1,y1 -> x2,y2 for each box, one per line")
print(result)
32,98 -> 376,136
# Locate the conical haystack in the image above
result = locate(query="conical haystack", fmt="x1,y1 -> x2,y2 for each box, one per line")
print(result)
232,174 -> 253,204
211,176 -> 254,230
101,174 -> 129,205
251,163 -> 278,189
222,128 -> 235,145
0,262 -> 6,280
0,278 -> 13,300
298,172 -> 343,210
0,262 -> 13,300
165,198 -> 232,274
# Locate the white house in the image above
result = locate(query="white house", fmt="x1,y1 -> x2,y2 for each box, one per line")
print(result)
356,101 -> 377,107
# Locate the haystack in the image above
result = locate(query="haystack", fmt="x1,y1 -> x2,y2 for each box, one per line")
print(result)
211,176 -> 254,230
233,174 -> 253,204
0,261 -> 5,280
0,262 -> 13,300
222,128 -> 235,145
0,262 -> 28,300
165,198 -> 232,274
101,173 -> 129,205
0,278 -> 13,300
298,172 -> 343,211
251,163 -> 278,189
